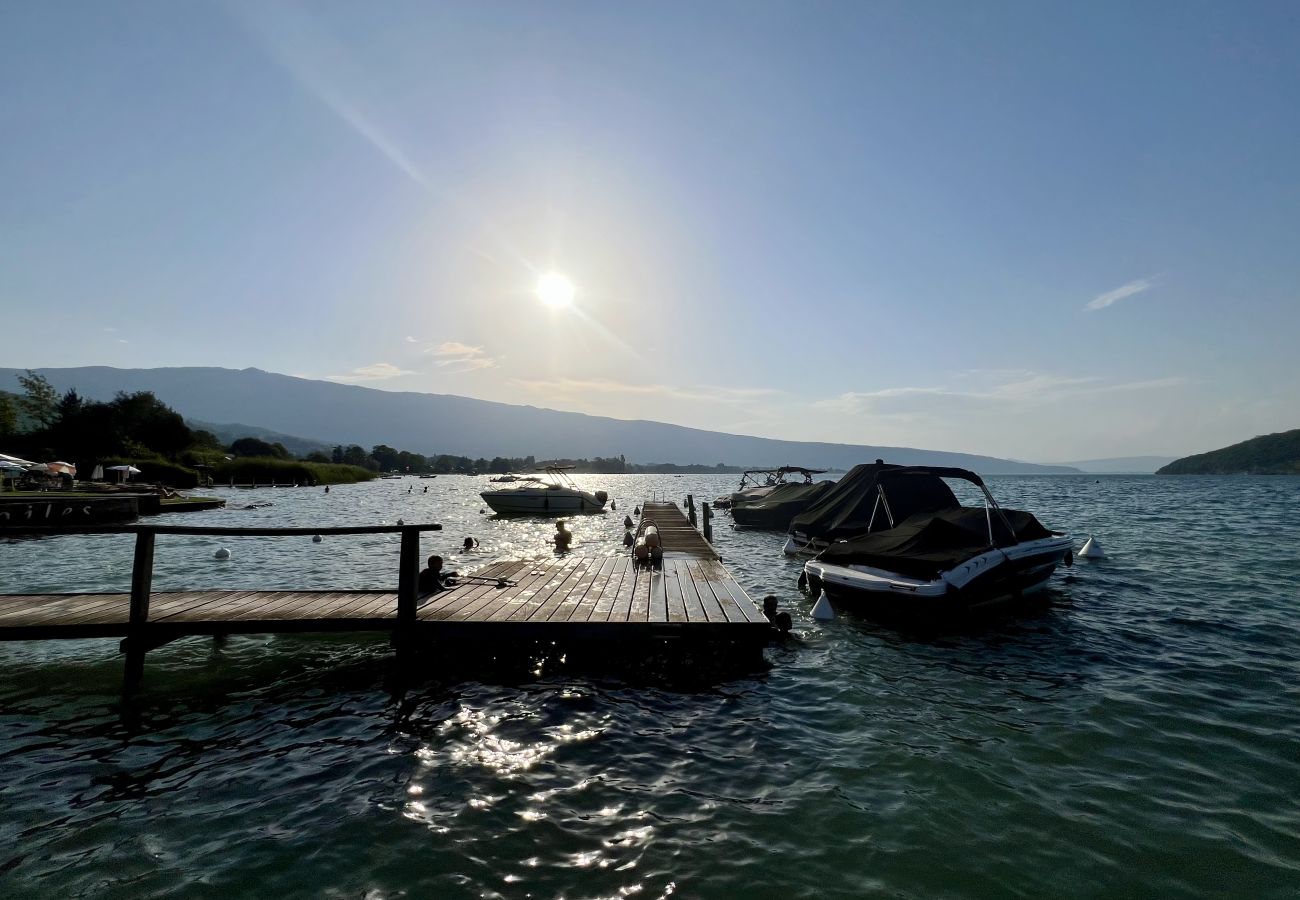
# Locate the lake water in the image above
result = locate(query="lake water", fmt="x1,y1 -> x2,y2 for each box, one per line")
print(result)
1,474 -> 1297,898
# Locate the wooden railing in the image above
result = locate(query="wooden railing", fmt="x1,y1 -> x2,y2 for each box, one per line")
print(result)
107,523 -> 443,689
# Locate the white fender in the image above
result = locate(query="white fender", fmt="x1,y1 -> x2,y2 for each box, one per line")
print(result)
811,590 -> 835,620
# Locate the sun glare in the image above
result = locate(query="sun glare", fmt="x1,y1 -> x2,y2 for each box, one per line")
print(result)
536,272 -> 576,309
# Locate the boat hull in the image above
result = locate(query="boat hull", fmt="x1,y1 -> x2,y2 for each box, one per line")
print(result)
804,535 -> 1072,621
480,488 -> 606,516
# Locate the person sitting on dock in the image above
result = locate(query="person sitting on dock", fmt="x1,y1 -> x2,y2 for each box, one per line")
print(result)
418,554 -> 456,594
554,521 -> 573,553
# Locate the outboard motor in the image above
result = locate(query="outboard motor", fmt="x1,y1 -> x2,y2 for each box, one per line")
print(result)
594,490 -> 609,506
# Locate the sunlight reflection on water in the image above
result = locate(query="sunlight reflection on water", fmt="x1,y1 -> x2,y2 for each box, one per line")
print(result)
1,474 -> 1299,898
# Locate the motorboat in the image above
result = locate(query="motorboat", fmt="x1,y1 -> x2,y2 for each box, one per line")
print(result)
731,479 -> 834,529
714,466 -> 826,509
480,466 -> 608,515
783,461 -> 960,557
799,465 -> 1072,619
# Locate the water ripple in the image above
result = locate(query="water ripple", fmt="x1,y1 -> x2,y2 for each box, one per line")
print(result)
2,474 -> 1299,897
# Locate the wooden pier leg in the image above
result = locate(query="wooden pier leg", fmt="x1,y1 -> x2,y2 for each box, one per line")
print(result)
393,526 -> 421,672
687,495 -> 697,527
123,529 -> 155,692
702,502 -> 713,543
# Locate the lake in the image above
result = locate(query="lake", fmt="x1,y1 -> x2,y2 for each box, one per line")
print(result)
1,474 -> 1297,898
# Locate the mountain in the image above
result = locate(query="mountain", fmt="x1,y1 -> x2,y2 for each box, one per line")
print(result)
1157,429 -> 1300,475
1057,456 -> 1178,474
0,366 -> 1081,474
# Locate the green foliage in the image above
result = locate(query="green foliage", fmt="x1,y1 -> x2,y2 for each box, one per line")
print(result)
102,456 -> 200,488
210,457 -> 376,485
17,370 -> 59,429
190,429 -> 224,450
0,393 -> 16,438
230,436 -> 290,459
1158,429 -> 1300,475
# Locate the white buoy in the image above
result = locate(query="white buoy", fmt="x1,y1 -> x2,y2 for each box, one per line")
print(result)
811,590 -> 835,620
312,534 -> 322,543
1079,535 -> 1106,559
213,547 -> 231,561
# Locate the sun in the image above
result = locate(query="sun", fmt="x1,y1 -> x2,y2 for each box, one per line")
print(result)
536,272 -> 576,308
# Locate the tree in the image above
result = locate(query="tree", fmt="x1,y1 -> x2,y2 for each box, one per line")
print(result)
371,444 -> 400,471
0,394 -> 16,438
332,445 -> 344,464
303,450 -> 331,463
341,444 -> 371,468
230,437 -> 288,458
110,391 -> 193,459
189,429 -> 224,450
17,370 -> 59,429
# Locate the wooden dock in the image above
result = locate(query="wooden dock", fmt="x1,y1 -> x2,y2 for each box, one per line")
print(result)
0,502 -> 770,689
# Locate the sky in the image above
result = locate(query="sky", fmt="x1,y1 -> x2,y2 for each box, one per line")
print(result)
2,1 -> 1298,462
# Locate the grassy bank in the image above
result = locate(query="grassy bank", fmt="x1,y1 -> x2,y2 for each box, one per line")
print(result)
211,457 -> 376,485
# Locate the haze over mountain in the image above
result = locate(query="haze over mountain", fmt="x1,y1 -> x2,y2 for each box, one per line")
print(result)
1056,456 -> 1178,474
2,367 -> 1080,474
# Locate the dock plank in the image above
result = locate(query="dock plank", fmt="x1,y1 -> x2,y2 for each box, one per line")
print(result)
663,562 -> 690,623
529,557 -> 598,622
588,556 -> 630,622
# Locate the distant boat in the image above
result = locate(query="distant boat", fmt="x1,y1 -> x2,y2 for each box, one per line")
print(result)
715,466 -> 826,509
418,474 -> 437,479
480,466 -> 608,515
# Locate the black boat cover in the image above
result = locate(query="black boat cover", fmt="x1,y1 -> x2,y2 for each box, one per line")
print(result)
731,480 -> 833,529
788,463 -> 961,541
816,508 -> 1054,580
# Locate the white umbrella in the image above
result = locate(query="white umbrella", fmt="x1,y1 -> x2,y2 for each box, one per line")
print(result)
92,464 -> 104,481
0,452 -> 36,467
106,464 -> 142,483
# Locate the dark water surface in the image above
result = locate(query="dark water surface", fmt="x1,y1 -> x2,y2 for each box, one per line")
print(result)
1,474 -> 1297,898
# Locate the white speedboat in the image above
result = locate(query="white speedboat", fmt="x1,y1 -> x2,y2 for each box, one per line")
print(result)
800,465 -> 1072,620
480,466 -> 608,515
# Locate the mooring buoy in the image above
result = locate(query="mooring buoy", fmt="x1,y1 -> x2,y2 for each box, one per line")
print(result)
213,547 -> 231,561
312,534 -> 322,543
1079,535 -> 1106,559
811,590 -> 834,620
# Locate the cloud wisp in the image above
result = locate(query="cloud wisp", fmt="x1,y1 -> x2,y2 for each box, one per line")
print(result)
1085,277 -> 1156,312
815,371 -> 1188,415
429,342 -> 497,373
508,377 -> 784,405
325,362 -> 412,383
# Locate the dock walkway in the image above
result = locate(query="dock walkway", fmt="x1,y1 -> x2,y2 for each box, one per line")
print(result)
0,503 -> 769,688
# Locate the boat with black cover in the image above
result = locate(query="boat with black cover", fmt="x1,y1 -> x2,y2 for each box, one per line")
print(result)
731,479 -> 834,529
799,465 -> 1072,619
784,460 -> 959,556
715,466 -> 826,510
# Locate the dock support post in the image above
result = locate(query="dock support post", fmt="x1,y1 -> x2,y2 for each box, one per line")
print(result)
687,495 -> 697,527
394,526 -> 421,670
702,502 -> 713,543
124,529 -> 155,692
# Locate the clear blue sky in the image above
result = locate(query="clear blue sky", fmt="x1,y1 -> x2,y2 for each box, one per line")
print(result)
2,1 -> 1297,460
